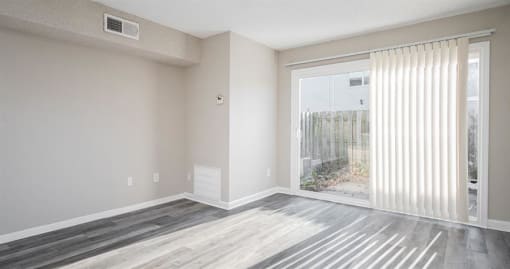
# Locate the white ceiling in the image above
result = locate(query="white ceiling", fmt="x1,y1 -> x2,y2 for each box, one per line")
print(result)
95,0 -> 509,50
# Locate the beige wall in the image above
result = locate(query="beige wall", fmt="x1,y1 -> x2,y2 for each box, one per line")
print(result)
184,33 -> 231,201
185,32 -> 279,202
0,0 -> 201,66
0,27 -> 279,235
0,28 -> 187,234
277,5 -> 510,221
229,33 -> 278,200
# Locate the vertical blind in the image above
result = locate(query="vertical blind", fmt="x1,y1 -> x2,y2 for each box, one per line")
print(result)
369,38 -> 469,221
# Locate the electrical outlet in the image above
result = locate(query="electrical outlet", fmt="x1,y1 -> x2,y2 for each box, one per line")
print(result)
187,172 -> 192,181
153,173 -> 159,183
266,168 -> 271,177
127,177 -> 133,187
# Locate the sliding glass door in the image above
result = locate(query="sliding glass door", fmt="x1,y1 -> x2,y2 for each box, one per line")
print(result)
292,60 -> 370,204
291,43 -> 488,225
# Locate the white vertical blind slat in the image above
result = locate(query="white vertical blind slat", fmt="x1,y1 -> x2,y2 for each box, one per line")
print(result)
389,50 -> 397,210
439,41 -> 449,219
417,44 -> 426,216
403,47 -> 411,213
396,48 -> 404,212
432,42 -> 441,218
424,43 -> 433,217
456,38 -> 469,222
410,46 -> 418,214
448,39 -> 458,219
383,51 -> 390,209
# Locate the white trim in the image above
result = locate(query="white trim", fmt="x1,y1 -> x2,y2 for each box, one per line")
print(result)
0,193 -> 185,244
183,192 -> 230,210
0,187 -> 501,246
291,59 -> 371,79
468,41 -> 490,227
488,219 -> 510,233
479,41 -> 490,228
184,187 -> 291,210
0,188 -> 288,245
290,70 -> 300,192
226,187 -> 290,209
290,59 -> 371,209
291,189 -> 370,209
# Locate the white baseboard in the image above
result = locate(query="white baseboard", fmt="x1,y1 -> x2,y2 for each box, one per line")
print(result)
0,193 -> 186,244
3,187 -> 503,245
226,187 -> 290,210
488,219 -> 510,232
184,187 -> 291,210
0,188 -> 289,245
183,192 -> 230,210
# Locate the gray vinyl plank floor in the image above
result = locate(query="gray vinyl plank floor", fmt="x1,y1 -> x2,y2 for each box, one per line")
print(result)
1,194 -> 509,269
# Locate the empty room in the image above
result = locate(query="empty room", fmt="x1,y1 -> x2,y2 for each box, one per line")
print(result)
1,0 -> 510,268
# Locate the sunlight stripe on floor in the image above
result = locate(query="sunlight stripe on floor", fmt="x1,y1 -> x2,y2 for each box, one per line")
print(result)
336,240 -> 379,269
267,216 -> 366,269
287,232 -> 358,269
423,252 -> 437,269
312,224 -> 389,269
290,233 -> 366,269
351,233 -> 399,269
408,232 -> 442,269
367,235 -> 406,269
381,246 -> 407,269
395,247 -> 417,269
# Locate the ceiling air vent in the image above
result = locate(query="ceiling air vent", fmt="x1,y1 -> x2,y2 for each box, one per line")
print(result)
104,14 -> 139,40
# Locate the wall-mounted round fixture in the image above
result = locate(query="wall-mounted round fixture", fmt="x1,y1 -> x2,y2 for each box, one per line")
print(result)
216,94 -> 224,105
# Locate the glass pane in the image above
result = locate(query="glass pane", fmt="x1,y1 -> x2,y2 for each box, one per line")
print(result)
467,52 -> 480,220
467,101 -> 479,181
300,71 -> 369,200
468,53 -> 480,98
300,76 -> 330,112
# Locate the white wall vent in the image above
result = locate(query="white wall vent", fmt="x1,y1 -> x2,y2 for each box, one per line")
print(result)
193,165 -> 221,201
104,14 -> 139,40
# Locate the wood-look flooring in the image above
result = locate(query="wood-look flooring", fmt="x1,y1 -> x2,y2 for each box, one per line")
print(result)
0,194 -> 509,268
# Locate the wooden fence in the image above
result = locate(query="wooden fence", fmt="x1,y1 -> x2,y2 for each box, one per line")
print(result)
300,110 -> 369,178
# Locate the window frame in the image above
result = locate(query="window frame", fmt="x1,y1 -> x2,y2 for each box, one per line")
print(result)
289,42 -> 490,227
469,41 -> 490,227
